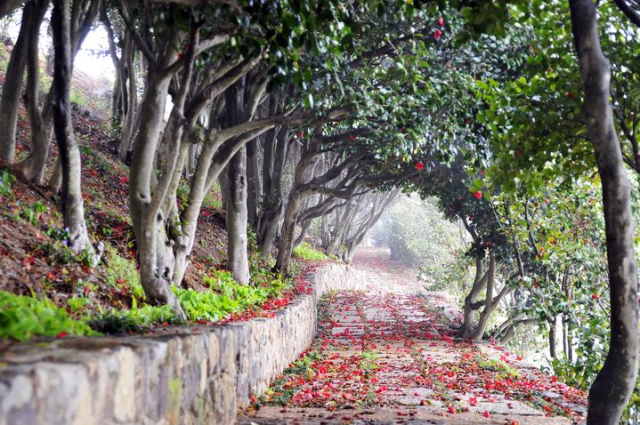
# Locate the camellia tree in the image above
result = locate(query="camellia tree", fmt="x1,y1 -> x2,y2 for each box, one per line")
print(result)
452,0 -> 640,420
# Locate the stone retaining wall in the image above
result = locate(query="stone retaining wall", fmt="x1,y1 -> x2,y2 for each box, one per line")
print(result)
0,263 -> 365,425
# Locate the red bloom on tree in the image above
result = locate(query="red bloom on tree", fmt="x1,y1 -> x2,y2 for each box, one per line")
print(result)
349,135 -> 355,142
297,131 -> 304,138
437,17 -> 445,27
416,161 -> 424,170
473,191 -> 483,199
567,91 -> 574,99
56,331 -> 68,339
592,293 -> 598,300
434,29 -> 443,40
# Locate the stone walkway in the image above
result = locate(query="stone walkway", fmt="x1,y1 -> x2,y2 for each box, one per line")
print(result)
240,248 -> 587,424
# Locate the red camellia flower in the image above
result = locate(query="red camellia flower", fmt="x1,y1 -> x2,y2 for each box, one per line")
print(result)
473,191 -> 483,199
434,29 -> 443,40
416,161 -> 424,170
56,331 -> 68,339
349,135 -> 355,142
437,17 -> 445,27
567,91 -> 574,99
448,405 -> 455,414
483,411 -> 490,418
469,397 -> 477,406
592,293 -> 598,300
551,376 -> 558,383
297,131 -> 304,138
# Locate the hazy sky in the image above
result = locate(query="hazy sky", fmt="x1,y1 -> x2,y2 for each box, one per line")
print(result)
4,11 -> 115,83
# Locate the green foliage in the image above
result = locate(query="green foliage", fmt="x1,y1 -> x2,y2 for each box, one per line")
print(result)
70,87 -> 88,107
174,286 -> 241,321
87,305 -> 177,335
46,226 -> 70,241
21,201 -> 47,226
203,181 -> 222,210
293,242 -> 331,261
37,240 -> 80,266
67,296 -> 91,313
103,243 -> 145,301
0,169 -> 16,198
0,291 -> 98,341
175,268 -> 286,321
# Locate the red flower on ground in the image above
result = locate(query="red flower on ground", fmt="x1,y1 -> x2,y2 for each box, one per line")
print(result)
473,191 -> 482,199
416,161 -> 424,170
448,405 -> 455,414
434,29 -> 443,40
56,331 -> 68,339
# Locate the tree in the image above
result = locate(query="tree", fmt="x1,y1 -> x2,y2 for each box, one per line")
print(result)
569,0 -> 638,421
50,0 -> 95,257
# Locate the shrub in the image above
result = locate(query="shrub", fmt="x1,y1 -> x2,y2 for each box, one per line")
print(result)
293,242 -> 330,261
0,291 -> 98,341
87,304 -> 177,334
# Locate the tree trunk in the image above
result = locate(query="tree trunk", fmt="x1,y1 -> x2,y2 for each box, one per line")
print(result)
23,0 -> 99,183
258,125 -> 288,259
227,147 -> 250,284
246,137 -> 260,230
276,191 -> 302,274
471,252 -> 496,340
21,0 -> 52,185
51,0 -> 93,256
293,219 -> 313,249
0,0 -> 24,20
548,317 -> 557,359
0,4 -> 30,163
218,168 -> 229,211
570,1 -> 639,423
460,258 -> 486,339
129,72 -> 186,318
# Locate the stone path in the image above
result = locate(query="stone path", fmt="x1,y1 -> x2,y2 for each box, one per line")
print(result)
240,248 -> 587,424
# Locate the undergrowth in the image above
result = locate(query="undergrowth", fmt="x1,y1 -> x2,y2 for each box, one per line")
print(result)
87,304 -> 178,335
293,242 -> 332,261
0,291 -> 98,341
